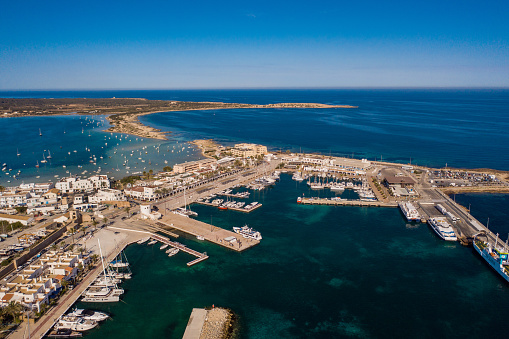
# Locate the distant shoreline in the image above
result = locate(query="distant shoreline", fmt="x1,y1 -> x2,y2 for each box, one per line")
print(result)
0,97 -> 357,140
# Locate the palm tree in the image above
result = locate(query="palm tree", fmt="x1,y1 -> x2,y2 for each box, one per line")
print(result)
69,227 -> 76,244
4,302 -> 23,323
126,207 -> 130,217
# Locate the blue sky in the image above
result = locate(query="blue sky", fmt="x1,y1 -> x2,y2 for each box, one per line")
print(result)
1,0 -> 508,89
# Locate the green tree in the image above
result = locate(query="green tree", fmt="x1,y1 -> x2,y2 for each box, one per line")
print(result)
0,185 -> 5,193
103,217 -> 108,224
163,166 -> 172,172
126,207 -> 130,217
69,227 -> 76,244
3,302 -> 23,324
14,206 -> 27,214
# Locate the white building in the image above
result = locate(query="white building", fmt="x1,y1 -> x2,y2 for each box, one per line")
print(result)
124,186 -> 158,201
140,204 -> 162,220
89,189 -> 126,203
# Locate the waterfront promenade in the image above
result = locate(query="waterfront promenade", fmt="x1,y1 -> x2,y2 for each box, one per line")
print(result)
9,229 -> 143,339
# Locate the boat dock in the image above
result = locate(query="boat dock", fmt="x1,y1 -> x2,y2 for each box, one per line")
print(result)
149,233 -> 209,266
10,230 -> 145,339
157,213 -> 260,252
195,200 -> 263,213
298,197 -> 398,208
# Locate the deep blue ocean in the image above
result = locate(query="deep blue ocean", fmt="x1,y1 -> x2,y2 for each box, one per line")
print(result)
1,89 -> 509,338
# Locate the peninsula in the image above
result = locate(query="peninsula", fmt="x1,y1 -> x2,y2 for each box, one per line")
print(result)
0,98 -> 357,140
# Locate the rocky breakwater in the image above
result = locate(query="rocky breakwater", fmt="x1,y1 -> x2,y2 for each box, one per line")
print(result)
200,307 -> 236,339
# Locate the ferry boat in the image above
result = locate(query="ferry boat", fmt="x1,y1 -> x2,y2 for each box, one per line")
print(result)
473,233 -> 509,283
233,225 -> 262,240
297,197 -> 303,204
398,202 -> 420,222
427,217 -> 457,241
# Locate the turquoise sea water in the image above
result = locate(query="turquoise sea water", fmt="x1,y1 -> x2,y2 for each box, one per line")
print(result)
0,114 -> 201,186
1,90 -> 508,337
80,175 -> 509,338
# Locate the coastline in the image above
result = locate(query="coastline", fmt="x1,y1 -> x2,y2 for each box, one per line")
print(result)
0,97 -> 356,141
104,102 -> 357,140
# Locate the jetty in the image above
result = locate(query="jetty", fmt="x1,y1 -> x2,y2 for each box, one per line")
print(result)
157,214 -> 259,252
195,200 -> 262,213
149,233 -> 209,266
298,197 -> 397,208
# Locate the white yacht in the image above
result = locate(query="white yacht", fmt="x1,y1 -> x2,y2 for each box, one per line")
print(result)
168,248 -> 179,257
233,225 -> 262,240
92,275 -> 121,287
137,237 -> 150,244
67,308 -> 109,322
330,183 -> 345,191
82,286 -> 124,302
427,217 -> 457,241
55,316 -> 98,331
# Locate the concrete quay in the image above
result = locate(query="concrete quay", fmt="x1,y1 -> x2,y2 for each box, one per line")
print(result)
195,200 -> 263,213
299,197 -> 397,208
158,214 -> 259,252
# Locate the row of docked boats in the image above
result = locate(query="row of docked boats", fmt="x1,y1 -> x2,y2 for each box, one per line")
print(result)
49,309 -> 110,337
82,241 -> 131,303
139,236 -> 181,257
233,225 -> 262,240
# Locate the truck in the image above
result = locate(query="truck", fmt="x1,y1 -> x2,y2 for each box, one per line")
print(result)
436,204 -> 447,215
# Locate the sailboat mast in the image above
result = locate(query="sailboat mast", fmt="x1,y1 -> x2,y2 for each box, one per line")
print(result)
98,239 -> 107,277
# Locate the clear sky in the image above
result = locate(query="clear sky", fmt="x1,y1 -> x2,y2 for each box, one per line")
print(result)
1,0 -> 508,89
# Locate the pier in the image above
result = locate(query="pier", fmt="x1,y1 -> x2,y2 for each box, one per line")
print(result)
298,197 -> 398,208
195,200 -> 263,213
157,214 -> 259,252
149,233 -> 209,266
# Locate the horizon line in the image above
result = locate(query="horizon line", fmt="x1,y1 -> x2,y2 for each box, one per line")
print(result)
1,86 -> 509,92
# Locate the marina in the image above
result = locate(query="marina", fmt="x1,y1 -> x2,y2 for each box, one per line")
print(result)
1,90 -> 509,338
